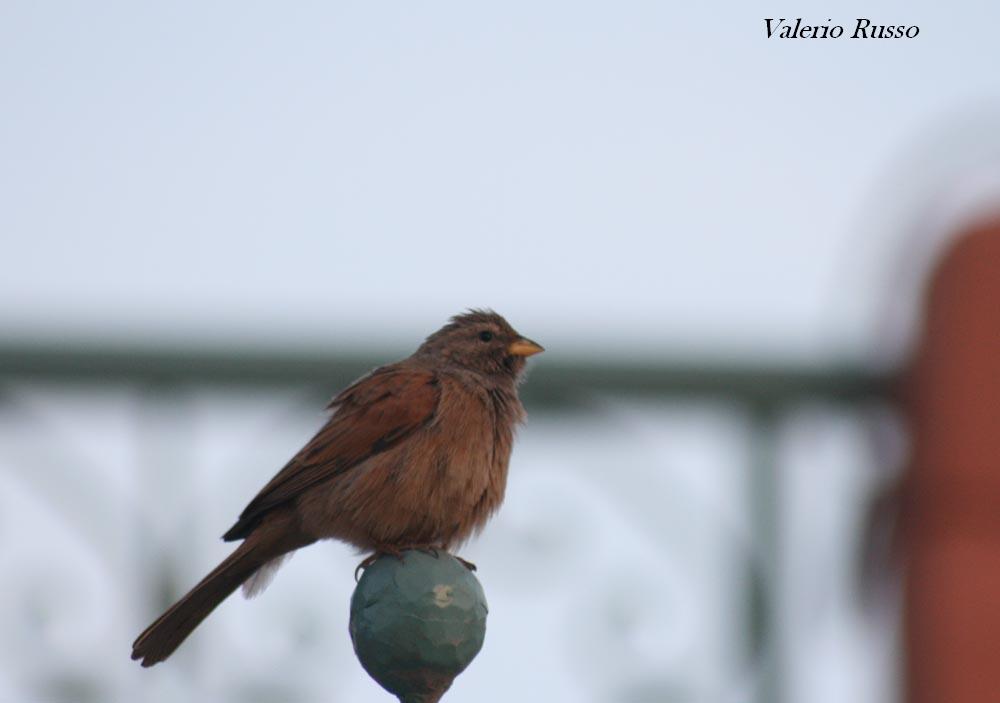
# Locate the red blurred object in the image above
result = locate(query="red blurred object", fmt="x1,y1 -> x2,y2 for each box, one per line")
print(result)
903,217 -> 1000,703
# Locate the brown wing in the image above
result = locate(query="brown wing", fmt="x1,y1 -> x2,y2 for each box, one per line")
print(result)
222,365 -> 440,541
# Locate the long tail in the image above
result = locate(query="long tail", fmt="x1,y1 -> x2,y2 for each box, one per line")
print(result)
131,518 -> 311,667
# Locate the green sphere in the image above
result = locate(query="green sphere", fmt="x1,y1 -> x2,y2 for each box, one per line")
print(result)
349,551 -> 488,703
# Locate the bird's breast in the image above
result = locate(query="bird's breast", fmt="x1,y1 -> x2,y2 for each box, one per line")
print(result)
311,376 -> 516,549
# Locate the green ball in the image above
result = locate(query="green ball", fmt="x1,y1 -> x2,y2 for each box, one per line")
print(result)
349,551 -> 488,703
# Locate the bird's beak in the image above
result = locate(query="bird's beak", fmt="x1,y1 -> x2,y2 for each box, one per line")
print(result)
508,338 -> 545,357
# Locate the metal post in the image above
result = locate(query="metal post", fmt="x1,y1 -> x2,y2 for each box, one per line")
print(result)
748,403 -> 782,703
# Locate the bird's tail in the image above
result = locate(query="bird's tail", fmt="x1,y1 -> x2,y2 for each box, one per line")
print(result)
131,517 -> 311,667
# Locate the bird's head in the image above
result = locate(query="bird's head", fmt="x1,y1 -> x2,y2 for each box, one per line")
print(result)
418,309 -> 543,380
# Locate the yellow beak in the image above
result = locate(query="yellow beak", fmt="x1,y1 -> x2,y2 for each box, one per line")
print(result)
508,338 -> 545,357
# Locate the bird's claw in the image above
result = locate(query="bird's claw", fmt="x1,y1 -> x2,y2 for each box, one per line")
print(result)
354,554 -> 379,581
455,555 -> 477,571
354,548 -> 399,581
354,546 -> 475,578
355,544 -> 444,581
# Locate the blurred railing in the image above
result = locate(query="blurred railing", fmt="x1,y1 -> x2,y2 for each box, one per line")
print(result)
0,342 -> 889,406
0,342 -> 894,703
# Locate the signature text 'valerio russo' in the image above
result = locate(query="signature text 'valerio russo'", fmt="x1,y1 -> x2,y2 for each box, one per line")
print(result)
765,18 -> 919,39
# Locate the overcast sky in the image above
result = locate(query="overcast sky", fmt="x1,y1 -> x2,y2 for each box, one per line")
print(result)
3,1 -> 1000,362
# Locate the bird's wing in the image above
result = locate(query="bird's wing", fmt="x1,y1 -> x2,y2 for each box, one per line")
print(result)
222,366 -> 440,541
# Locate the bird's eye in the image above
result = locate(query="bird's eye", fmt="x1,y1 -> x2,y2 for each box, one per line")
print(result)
478,330 -> 494,342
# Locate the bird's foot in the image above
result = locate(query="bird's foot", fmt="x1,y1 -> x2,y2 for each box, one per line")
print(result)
354,544 -> 443,581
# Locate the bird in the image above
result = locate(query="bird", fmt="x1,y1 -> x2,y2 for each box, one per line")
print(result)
131,310 -> 543,667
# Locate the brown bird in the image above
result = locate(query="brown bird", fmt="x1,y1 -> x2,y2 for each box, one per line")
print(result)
131,310 -> 543,667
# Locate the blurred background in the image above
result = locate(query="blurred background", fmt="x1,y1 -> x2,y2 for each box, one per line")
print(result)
3,1 -> 1000,702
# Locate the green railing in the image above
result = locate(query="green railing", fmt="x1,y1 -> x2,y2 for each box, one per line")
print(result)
0,341 -> 890,404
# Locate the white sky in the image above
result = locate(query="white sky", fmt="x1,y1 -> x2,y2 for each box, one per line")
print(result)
3,1 -> 1000,362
